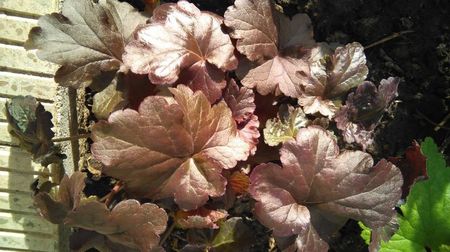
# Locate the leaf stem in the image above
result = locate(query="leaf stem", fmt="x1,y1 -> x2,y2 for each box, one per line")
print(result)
160,221 -> 175,246
52,133 -> 90,142
435,113 -> 450,131
364,30 -> 414,50
416,111 -> 450,130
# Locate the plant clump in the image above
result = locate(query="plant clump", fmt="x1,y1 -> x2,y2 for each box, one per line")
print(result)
5,0 -> 425,251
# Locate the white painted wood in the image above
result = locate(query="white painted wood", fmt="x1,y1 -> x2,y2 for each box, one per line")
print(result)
0,71 -> 57,101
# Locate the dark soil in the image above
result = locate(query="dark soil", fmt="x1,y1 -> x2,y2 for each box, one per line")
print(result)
112,0 -> 449,251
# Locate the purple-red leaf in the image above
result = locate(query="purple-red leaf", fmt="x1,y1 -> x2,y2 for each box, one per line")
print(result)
174,207 -> 228,229
33,172 -> 86,224
124,1 -> 237,102
224,79 -> 260,155
66,199 -> 167,251
388,140 -> 427,198
249,126 -> 402,241
334,77 -> 399,149
276,225 -> 329,252
25,0 -> 148,88
92,85 -> 252,210
224,0 -> 314,97
299,42 -> 368,117
223,79 -> 256,124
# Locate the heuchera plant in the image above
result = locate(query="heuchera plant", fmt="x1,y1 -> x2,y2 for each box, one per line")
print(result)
8,0 -> 410,250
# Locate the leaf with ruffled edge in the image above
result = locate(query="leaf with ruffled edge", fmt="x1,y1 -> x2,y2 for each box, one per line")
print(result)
34,172 -> 167,251
5,95 -> 63,166
223,79 -> 260,155
123,1 -> 237,102
25,0 -> 148,88
334,77 -> 399,150
92,85 -> 251,210
175,207 -> 228,229
299,42 -> 368,118
224,0 -> 314,98
264,105 -> 309,146
249,126 -> 402,250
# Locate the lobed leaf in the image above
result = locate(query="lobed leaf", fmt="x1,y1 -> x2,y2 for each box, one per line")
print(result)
249,126 -> 402,249
175,207 -> 228,229
34,172 -> 167,251
124,1 -> 237,102
299,42 -> 368,117
66,199 -> 167,251
224,0 -> 314,98
264,105 -> 309,146
275,226 -> 329,252
334,77 -> 399,149
223,79 -> 256,123
92,85 -> 252,210
5,96 -> 63,166
25,0 -> 148,88
224,79 -> 260,155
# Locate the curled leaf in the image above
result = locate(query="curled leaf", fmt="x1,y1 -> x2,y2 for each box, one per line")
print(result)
223,79 -> 256,124
224,79 -> 260,155
264,105 -> 309,146
275,226 -> 329,252
124,1 -> 237,102
92,85 -> 251,210
34,172 -> 167,251
299,42 -> 368,117
249,126 -> 402,244
334,77 -> 399,149
92,79 -> 126,120
25,0 -> 148,88
66,199 -> 167,251
175,207 -> 228,229
224,0 -> 314,97
6,96 -> 63,166
34,171 -> 86,224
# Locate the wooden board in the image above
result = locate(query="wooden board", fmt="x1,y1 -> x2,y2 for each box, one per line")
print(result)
0,191 -> 37,214
0,45 -> 57,75
0,0 -> 60,17
0,231 -> 58,252
0,14 -> 37,43
0,71 -> 57,101
0,1 -> 64,251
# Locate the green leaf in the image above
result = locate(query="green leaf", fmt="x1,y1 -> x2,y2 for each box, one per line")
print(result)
380,138 -> 450,251
92,77 -> 126,120
212,217 -> 245,248
263,105 -> 308,146
358,222 -> 371,245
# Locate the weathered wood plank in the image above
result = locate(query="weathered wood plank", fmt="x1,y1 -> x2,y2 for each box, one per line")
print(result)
0,146 -> 45,172
0,171 -> 36,192
0,212 -> 56,235
0,71 -> 57,100
0,45 -> 58,75
0,0 -> 60,17
0,122 -> 19,145
0,98 -> 56,121
0,231 -> 57,251
0,14 -> 37,43
0,192 -> 36,214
